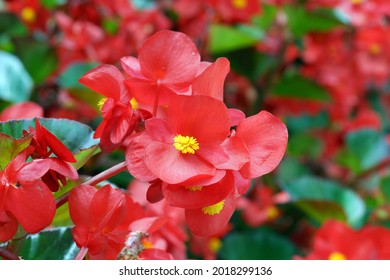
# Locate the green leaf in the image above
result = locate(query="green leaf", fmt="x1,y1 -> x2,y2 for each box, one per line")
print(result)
283,176 -> 365,227
20,227 -> 78,260
0,12 -> 27,36
209,24 -> 259,54
58,62 -> 99,90
380,176 -> 390,203
271,72 -> 330,101
287,133 -> 323,159
285,6 -> 343,37
252,4 -> 277,30
0,51 -> 33,103
277,157 -> 311,184
14,39 -> 58,84
0,118 -> 100,169
40,0 -> 66,9
219,228 -> 296,260
0,133 -> 32,169
285,111 -> 329,134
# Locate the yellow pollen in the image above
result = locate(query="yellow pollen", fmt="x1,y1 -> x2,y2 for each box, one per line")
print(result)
328,252 -> 346,260
265,206 -> 279,220
130,97 -> 139,110
142,239 -> 153,249
97,97 -> 107,111
350,0 -> 363,4
232,0 -> 247,9
208,237 -> 222,253
185,186 -> 203,192
21,7 -> 36,23
173,135 -> 199,154
202,200 -> 225,216
369,43 -> 381,55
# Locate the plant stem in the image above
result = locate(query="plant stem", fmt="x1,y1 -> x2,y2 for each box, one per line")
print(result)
75,247 -> 88,260
0,247 -> 19,260
353,156 -> 390,183
56,161 -> 128,208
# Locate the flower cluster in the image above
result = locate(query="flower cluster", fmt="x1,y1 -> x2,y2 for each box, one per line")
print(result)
79,30 -> 288,237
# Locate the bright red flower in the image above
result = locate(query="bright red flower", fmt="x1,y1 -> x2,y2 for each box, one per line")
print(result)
128,95 -> 232,185
69,184 -> 145,260
0,149 -> 55,242
122,30 -> 202,106
6,0 -> 50,31
303,220 -> 390,260
0,102 -> 43,121
208,0 -> 262,23
79,64 -> 147,152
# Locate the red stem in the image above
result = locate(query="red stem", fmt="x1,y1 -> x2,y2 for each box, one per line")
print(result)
0,248 -> 19,260
75,247 -> 88,260
55,161 -> 128,208
355,156 -> 390,182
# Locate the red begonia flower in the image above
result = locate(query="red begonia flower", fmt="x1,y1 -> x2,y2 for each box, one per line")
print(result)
141,95 -> 232,184
0,150 -> 55,242
0,102 -> 43,121
209,0 -> 262,23
122,30 -> 201,105
25,119 -> 79,192
235,110 -> 288,179
69,184 -> 145,260
79,65 -> 140,152
302,220 -> 390,260
185,193 -> 236,236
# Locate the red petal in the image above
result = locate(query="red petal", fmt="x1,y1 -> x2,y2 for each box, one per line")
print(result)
145,118 -> 175,143
0,102 -> 43,121
109,114 -> 130,144
144,141 -> 215,184
146,181 -> 164,203
228,108 -> 246,127
16,159 -> 50,182
126,133 -> 157,182
236,111 -> 288,178
6,181 -> 55,233
139,249 -> 173,260
167,95 -> 230,144
69,185 -> 96,226
78,65 -> 124,101
130,217 -> 167,234
138,30 -> 200,85
0,211 -> 18,242
44,158 -> 79,180
163,172 -> 235,209
215,135 -> 249,170
185,194 -> 236,236
193,57 -> 230,101
196,143 -> 229,166
41,124 -> 76,162
121,56 -> 143,78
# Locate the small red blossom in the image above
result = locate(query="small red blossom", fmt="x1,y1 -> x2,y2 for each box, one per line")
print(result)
303,220 -> 390,260
0,149 -> 55,242
69,184 -> 145,260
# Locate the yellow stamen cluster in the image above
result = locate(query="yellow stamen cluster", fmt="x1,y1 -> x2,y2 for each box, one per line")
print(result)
97,97 -> 107,111
185,186 -> 203,192
232,0 -> 247,9
369,43 -> 381,55
130,97 -> 139,110
265,206 -> 279,220
21,7 -> 36,23
208,238 -> 222,253
202,200 -> 225,216
173,135 -> 199,154
328,252 -> 347,260
350,0 -> 363,4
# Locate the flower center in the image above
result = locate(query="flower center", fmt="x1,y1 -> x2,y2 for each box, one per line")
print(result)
350,0 -> 363,4
130,97 -> 139,110
185,186 -> 203,191
202,200 -> 225,215
265,206 -> 279,220
173,135 -> 199,154
21,7 -> 36,23
208,237 -> 222,253
328,252 -> 346,260
97,97 -> 107,110
232,0 -> 247,9
369,43 -> 381,55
